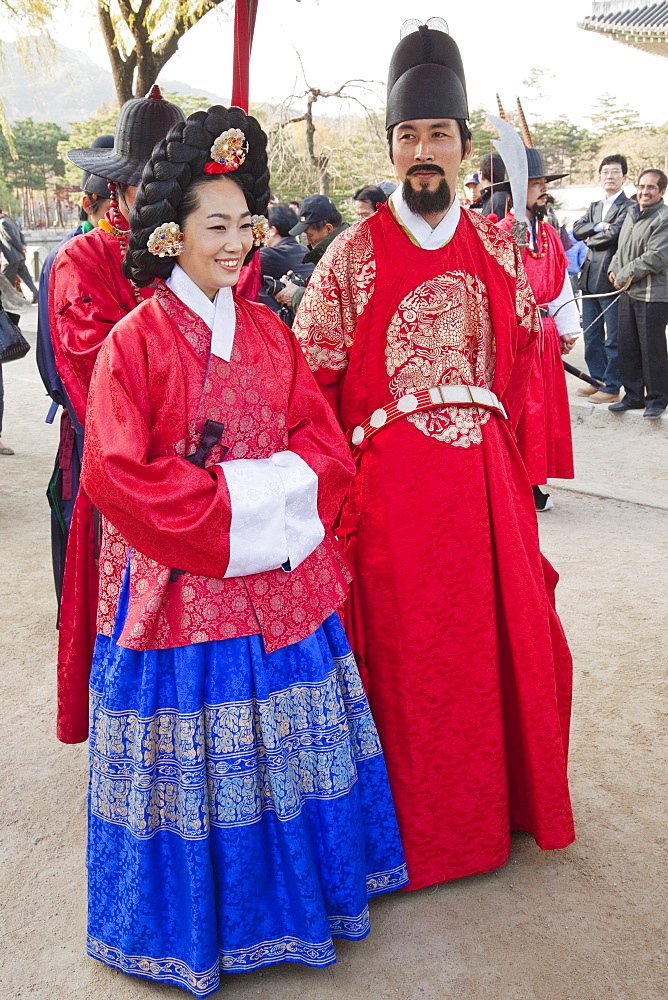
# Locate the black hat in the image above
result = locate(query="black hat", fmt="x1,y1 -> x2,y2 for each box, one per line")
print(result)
493,148 -> 568,191
525,147 -> 567,184
68,86 -> 185,186
80,135 -> 114,200
386,19 -> 468,131
289,195 -> 338,236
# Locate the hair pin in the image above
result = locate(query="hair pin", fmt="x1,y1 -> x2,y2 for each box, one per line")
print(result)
147,221 -> 184,257
251,214 -> 269,247
203,128 -> 249,175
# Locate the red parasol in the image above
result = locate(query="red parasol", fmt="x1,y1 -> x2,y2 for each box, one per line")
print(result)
231,0 -> 259,111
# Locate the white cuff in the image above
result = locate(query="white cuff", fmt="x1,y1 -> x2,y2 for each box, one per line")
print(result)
221,451 -> 324,578
271,451 -> 324,571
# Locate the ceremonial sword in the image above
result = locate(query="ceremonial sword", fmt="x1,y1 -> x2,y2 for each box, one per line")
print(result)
484,113 -> 605,388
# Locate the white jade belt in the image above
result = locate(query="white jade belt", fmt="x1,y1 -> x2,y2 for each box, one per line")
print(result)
351,384 -> 507,448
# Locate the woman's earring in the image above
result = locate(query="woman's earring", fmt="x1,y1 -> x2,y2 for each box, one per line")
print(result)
251,214 -> 269,247
147,221 -> 184,257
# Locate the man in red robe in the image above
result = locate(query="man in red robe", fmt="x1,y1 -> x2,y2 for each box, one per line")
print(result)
293,20 -> 575,891
497,145 -> 580,511
49,87 -> 184,743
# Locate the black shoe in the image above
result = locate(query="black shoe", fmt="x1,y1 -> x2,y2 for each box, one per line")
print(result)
643,402 -> 666,419
608,397 -> 644,413
532,486 -> 554,512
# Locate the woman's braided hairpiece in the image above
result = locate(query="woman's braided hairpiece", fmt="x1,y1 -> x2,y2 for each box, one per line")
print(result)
123,106 -> 270,287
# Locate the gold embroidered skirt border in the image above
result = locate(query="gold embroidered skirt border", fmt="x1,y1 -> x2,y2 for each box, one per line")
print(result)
89,653 -> 384,839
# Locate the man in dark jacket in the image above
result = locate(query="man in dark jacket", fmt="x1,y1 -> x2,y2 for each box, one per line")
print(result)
275,194 -> 349,313
573,154 -> 633,403
36,135 -> 113,604
608,168 -> 668,419
259,203 -> 313,315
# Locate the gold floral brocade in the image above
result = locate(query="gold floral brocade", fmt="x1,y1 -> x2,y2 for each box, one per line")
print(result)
89,653 -> 382,839
385,271 -> 495,447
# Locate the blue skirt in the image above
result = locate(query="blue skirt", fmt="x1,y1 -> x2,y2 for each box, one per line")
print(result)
87,577 -> 407,997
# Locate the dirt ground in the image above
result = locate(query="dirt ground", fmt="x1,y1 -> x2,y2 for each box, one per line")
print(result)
1,308 -> 667,1000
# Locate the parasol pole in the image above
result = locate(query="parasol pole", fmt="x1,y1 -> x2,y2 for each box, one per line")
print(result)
231,0 -> 259,111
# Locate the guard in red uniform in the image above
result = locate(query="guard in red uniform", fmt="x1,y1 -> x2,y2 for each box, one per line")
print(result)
293,19 -> 575,891
49,87 -> 184,742
497,141 -> 580,511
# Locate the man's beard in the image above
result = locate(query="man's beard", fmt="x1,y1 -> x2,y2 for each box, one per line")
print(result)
530,201 -> 547,221
403,173 -> 452,216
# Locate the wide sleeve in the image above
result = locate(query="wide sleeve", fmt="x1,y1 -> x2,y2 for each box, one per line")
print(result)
48,235 -> 132,426
292,226 -> 375,415
279,316 -> 356,529
501,247 -> 540,431
82,307 -> 355,580
217,323 -> 355,577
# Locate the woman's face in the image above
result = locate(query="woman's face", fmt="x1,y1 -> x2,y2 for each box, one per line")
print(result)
179,176 -> 254,300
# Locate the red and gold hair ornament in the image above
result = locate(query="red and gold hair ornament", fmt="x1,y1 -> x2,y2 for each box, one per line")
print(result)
203,128 -> 248,174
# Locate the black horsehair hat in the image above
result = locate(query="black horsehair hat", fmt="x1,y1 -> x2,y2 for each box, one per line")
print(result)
68,86 -> 185,187
386,17 -> 468,130
80,135 -> 114,200
523,147 -> 567,184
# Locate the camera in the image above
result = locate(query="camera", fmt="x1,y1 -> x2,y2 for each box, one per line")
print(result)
262,272 -> 307,299
262,275 -> 283,297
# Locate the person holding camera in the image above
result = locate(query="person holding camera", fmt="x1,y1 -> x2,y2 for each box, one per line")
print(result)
259,203 -> 313,320
276,195 -> 349,314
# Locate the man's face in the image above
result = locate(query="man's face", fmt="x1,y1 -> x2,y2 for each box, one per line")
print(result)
465,182 -> 481,202
637,172 -> 665,210
354,199 -> 375,220
526,177 -> 548,212
600,163 -> 625,196
391,119 -> 469,207
304,221 -> 333,247
266,224 -> 282,247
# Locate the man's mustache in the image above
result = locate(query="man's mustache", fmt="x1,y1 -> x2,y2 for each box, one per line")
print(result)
406,164 -> 445,177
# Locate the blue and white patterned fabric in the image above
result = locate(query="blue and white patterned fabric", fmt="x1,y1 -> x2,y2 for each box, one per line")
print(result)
87,574 -> 407,997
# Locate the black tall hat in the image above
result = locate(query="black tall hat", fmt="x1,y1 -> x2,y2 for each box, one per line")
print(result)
68,86 -> 185,186
493,149 -> 568,191
80,135 -> 114,200
386,19 -> 468,130
525,148 -> 567,184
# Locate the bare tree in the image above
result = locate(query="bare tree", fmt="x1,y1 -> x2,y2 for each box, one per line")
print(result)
268,64 -> 384,197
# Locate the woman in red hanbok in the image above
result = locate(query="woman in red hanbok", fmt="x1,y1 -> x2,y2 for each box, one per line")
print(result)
49,88 -> 185,743
78,106 -> 406,997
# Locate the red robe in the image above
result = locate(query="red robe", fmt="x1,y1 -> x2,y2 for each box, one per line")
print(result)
497,215 -> 574,483
294,205 -> 575,890
48,222 -> 153,742
81,284 -> 354,654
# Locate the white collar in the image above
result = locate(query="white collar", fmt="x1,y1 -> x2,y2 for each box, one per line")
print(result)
602,190 -> 623,206
389,185 -> 461,249
166,263 -> 236,362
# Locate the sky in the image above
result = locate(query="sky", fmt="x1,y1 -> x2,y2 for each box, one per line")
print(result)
3,0 -> 668,127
